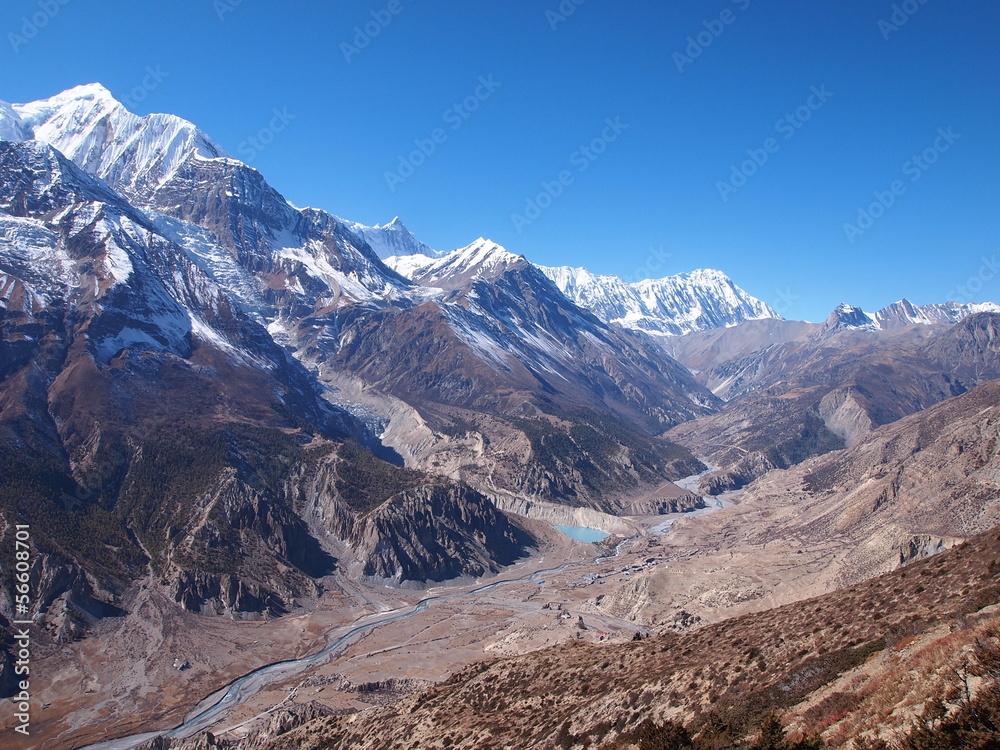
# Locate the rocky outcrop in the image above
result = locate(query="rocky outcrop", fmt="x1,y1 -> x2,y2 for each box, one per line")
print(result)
351,485 -> 533,583
169,571 -> 289,617
623,494 -> 705,516
818,387 -> 875,447
30,555 -> 125,640
897,534 -> 963,565
135,702 -> 338,750
491,494 -> 636,535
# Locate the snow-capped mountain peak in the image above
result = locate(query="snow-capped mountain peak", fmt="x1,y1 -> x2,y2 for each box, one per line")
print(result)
539,264 -> 779,337
453,237 -> 520,268
336,215 -> 443,261
874,298 -> 1000,329
825,302 -> 879,332
11,83 -> 229,202
385,238 -> 523,289
26,82 -> 115,106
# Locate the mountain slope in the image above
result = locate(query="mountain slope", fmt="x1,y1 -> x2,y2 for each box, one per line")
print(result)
664,300 -> 1000,379
6,84 -> 717,512
0,137 -> 537,654
332,239 -> 719,509
668,313 -> 1000,495
742,375 -> 1000,584
380,239 -> 718,431
197,526 -> 1000,750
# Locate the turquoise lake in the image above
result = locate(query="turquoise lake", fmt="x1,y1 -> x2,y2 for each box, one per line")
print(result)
555,525 -> 610,543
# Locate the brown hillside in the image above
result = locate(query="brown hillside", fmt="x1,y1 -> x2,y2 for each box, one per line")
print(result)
217,527 -> 1000,750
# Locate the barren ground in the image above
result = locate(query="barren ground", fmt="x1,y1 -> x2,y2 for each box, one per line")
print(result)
25,482 -> 864,750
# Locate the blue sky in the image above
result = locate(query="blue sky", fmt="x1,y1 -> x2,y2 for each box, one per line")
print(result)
2,0 -> 998,321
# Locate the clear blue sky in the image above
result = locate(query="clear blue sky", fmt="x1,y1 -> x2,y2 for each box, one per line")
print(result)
3,0 -> 998,321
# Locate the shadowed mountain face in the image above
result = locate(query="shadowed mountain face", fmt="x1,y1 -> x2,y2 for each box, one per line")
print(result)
0,84 -> 721,646
668,313 -> 1000,495
0,138 -> 539,652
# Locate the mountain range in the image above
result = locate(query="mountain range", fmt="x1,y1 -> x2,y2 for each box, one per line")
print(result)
4,83 -> 1000,748
0,85 -> 714,641
1,84 -> 997,624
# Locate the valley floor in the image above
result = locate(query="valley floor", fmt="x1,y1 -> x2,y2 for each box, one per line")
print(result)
29,480 -> 880,750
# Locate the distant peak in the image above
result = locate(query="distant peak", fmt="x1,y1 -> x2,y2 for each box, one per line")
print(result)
827,303 -> 877,331
539,263 -> 781,336
68,82 -> 114,97
335,215 -> 441,260
457,238 -> 516,258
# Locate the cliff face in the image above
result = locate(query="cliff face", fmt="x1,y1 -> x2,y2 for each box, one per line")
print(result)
351,485 -> 533,583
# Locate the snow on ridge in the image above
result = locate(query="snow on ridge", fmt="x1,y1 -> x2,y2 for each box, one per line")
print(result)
384,252 -> 439,280
387,238 -> 523,287
539,264 -> 779,337
336,215 -> 443,261
12,83 -> 229,197
0,100 -> 27,142
871,298 -> 1000,329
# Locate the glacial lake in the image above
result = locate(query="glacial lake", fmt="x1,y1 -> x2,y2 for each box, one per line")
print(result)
555,525 -> 610,543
